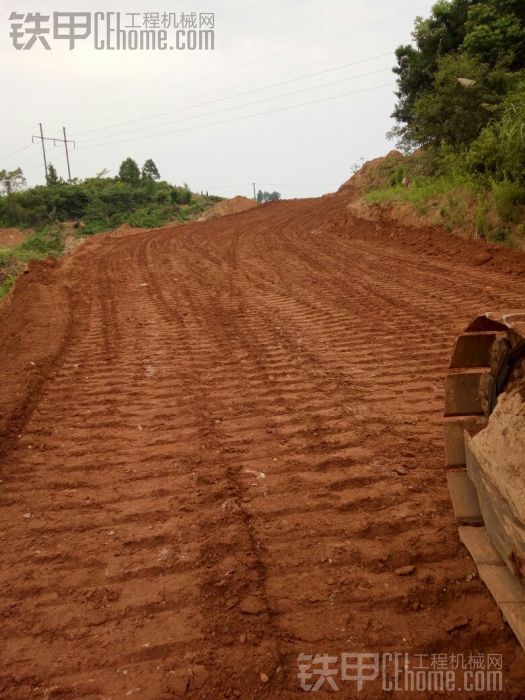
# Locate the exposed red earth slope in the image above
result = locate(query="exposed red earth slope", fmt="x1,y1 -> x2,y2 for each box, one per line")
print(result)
1,194 -> 525,698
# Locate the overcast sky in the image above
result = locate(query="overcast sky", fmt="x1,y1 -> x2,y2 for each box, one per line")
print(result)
1,0 -> 435,198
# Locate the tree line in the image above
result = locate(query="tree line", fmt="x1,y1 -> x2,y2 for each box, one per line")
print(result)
390,0 -> 525,184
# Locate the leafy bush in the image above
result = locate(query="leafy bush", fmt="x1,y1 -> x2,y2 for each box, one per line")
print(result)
171,185 -> 192,205
16,225 -> 64,259
391,0 -> 525,150
492,179 -> 525,222
467,90 -> 525,181
0,176 -> 203,232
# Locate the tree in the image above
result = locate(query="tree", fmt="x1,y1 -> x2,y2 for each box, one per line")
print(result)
257,189 -> 281,203
0,167 -> 26,196
118,157 -> 141,184
47,163 -> 60,186
0,168 -> 26,225
390,0 -> 471,148
390,0 -> 525,149
409,53 -> 498,147
464,0 -> 525,70
142,159 -> 160,180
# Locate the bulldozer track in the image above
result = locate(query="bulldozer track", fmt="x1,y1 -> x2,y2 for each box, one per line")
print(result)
1,194 -> 525,698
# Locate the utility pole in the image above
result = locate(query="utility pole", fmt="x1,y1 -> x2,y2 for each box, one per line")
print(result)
63,126 -> 72,183
252,182 -> 256,201
36,123 -> 48,184
32,125 -> 76,184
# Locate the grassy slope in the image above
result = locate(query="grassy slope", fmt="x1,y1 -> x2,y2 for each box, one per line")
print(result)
0,193 -> 218,299
354,151 -> 525,249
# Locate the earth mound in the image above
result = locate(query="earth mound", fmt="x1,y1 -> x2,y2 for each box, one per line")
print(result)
199,195 -> 258,221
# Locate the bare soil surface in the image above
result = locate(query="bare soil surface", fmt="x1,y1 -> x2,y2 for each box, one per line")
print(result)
0,227 -> 27,249
1,193 -> 525,698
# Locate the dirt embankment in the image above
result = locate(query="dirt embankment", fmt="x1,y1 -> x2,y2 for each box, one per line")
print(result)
345,205 -> 525,278
0,258 -> 70,453
341,150 -> 525,251
340,152 -> 525,272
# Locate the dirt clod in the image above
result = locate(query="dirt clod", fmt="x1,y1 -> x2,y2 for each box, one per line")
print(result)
239,595 -> 266,615
395,565 -> 416,576
473,252 -> 493,266
164,669 -> 191,696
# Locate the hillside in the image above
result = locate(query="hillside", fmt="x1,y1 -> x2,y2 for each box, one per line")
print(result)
381,0 -> 525,249
0,171 -> 222,298
341,150 -> 525,250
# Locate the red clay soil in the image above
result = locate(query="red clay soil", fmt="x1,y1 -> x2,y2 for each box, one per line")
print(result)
1,194 -> 525,699
0,227 -> 26,248
199,195 -> 258,221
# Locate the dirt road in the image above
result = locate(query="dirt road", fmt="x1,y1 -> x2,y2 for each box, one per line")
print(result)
1,194 -> 525,698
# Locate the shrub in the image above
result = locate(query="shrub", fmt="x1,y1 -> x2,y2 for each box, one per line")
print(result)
492,179 -> 525,222
467,89 -> 525,182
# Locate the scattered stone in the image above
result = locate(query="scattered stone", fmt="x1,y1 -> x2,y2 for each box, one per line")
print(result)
239,632 -> 247,644
260,673 -> 269,683
395,565 -> 416,576
473,252 -> 492,266
164,669 -> 191,696
158,547 -> 170,561
393,467 -> 408,476
445,617 -> 469,633
23,512 -> 32,519
191,665 -> 209,690
239,595 -> 266,615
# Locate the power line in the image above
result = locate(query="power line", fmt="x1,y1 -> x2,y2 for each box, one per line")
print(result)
6,149 -> 41,169
76,82 -> 392,150
65,7 -> 411,123
80,66 -> 391,145
257,183 -> 341,187
0,144 -> 32,163
200,183 -> 252,189
200,183 -> 340,192
74,52 -> 393,138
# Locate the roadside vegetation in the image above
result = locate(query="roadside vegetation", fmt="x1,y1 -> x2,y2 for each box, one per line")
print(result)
362,0 -> 525,246
0,157 -> 220,298
256,189 -> 281,203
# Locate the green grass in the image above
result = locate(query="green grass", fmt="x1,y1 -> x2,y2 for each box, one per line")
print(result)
362,169 -> 525,246
0,226 -> 65,300
364,175 -> 479,207
0,274 -> 16,299
0,193 -> 219,300
0,226 -> 64,264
